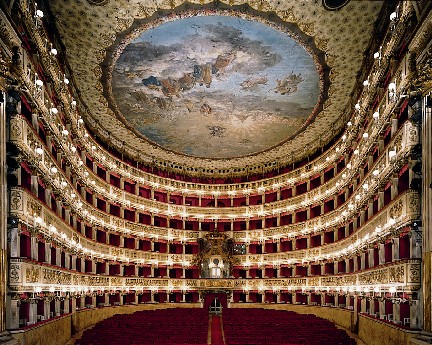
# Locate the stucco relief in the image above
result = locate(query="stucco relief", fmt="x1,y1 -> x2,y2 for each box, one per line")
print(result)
9,264 -> 21,283
389,265 -> 405,283
25,267 -> 40,283
358,268 -> 388,285
9,190 -> 22,212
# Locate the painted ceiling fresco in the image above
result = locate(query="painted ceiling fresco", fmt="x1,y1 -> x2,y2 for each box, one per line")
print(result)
111,15 -> 321,158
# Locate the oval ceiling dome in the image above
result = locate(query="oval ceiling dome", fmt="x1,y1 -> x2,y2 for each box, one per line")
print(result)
110,15 -> 322,159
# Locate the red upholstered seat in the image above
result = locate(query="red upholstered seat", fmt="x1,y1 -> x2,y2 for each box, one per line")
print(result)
76,308 -> 208,345
223,308 -> 355,345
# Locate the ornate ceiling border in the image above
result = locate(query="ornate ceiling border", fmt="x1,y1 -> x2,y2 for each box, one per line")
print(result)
48,0 -> 384,176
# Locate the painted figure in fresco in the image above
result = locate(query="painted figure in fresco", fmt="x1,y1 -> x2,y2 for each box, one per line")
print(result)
273,72 -> 304,95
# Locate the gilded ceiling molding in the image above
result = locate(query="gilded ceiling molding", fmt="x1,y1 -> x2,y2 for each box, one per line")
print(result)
47,0 -> 383,175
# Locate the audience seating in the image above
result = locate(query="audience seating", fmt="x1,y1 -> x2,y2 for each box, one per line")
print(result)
76,308 -> 208,345
223,308 -> 356,345
76,307 -> 355,345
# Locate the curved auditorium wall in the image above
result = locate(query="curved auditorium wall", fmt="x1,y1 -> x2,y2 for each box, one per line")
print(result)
2,1 -> 429,345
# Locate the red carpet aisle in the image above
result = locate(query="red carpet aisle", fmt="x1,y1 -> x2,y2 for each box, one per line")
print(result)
210,315 -> 225,345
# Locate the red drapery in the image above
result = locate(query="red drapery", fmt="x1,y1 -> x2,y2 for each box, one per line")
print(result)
204,293 -> 228,310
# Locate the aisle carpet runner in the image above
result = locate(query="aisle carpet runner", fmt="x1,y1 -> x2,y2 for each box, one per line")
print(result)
210,315 -> 225,345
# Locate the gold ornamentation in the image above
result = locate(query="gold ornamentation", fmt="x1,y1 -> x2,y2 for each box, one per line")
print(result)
408,194 -> 420,214
276,9 -> 296,23
389,200 -> 403,219
135,5 -> 157,18
308,277 -> 320,287
27,200 -> 42,217
358,268 -> 388,285
9,117 -> 22,140
115,17 -> 134,33
389,265 -> 405,283
26,267 -> 40,283
9,264 -> 20,283
321,276 -> 356,286
408,123 -> 419,144
409,264 -> 421,283
42,269 -> 72,285
10,190 -> 22,211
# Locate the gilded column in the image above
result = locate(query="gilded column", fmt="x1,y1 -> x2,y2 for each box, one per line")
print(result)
422,93 -> 432,330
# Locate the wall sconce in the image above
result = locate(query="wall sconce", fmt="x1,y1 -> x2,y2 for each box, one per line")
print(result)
34,5 -> 44,28
388,82 -> 397,101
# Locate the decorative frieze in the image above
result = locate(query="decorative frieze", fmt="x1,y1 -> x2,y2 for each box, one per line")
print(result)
11,259 -> 420,292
